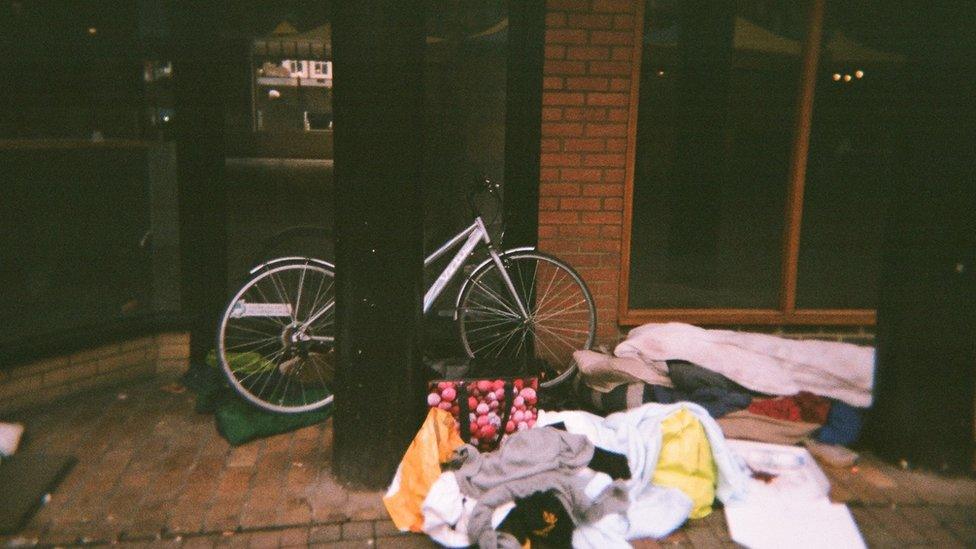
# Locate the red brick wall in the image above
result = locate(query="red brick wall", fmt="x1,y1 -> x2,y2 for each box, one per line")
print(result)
538,0 -> 637,343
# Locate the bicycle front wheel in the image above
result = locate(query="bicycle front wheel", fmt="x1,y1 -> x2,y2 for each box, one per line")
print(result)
457,251 -> 596,388
217,259 -> 336,413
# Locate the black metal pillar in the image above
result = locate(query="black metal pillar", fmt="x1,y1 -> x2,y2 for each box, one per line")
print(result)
330,0 -> 427,486
172,2 -> 228,365
502,0 -> 546,249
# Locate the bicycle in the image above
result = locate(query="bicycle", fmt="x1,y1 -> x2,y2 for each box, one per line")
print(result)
216,178 -> 597,413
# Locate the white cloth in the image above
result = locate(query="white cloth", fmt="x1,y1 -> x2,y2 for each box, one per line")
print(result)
537,402 -> 751,546
614,323 -> 875,407
421,472 -> 517,548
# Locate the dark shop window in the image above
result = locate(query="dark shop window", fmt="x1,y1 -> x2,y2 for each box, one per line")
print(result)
622,0 -> 912,325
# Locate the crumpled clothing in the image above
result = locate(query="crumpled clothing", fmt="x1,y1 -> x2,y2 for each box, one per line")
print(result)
448,427 -> 629,548
497,490 -> 575,547
651,409 -> 717,519
748,391 -> 831,424
537,402 -> 750,545
718,410 -> 821,445
450,426 -> 595,497
652,385 -> 752,419
422,472 -> 517,547
668,360 -> 750,393
815,400 -> 864,446
615,322 -> 875,407
575,349 -> 673,392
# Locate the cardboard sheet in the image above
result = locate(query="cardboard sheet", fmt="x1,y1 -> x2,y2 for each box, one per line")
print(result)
724,500 -> 866,549
724,440 -> 865,549
726,439 -> 831,501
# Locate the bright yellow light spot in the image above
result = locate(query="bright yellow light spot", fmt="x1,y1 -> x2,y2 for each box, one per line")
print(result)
832,73 -> 841,81
843,74 -> 852,82
656,69 -> 665,77
855,70 -> 864,79
87,27 -> 97,35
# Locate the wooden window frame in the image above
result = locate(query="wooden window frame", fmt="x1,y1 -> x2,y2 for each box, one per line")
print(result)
618,0 -> 875,326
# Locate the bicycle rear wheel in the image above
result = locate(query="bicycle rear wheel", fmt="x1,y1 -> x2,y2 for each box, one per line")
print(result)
216,259 -> 336,413
456,251 -> 596,388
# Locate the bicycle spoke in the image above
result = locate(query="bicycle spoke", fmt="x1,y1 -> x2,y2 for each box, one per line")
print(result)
471,278 -> 521,318
269,270 -> 296,323
471,325 -> 521,355
224,336 -> 279,353
534,297 -> 589,323
464,302 -> 521,319
534,268 -> 568,314
294,262 -> 308,318
534,276 -> 578,315
534,322 -> 582,351
304,270 -> 329,320
226,323 -> 278,339
250,284 -> 287,327
532,264 -> 562,315
465,317 -> 520,334
530,327 -> 563,365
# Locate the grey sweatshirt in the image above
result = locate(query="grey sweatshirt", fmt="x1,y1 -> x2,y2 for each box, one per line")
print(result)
449,427 -> 630,548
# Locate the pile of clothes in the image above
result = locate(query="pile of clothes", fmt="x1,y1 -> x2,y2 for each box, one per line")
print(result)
383,323 -> 875,547
575,323 -> 872,447
385,404 -> 750,547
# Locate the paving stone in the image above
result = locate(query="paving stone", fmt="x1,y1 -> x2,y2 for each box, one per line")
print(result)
277,526 -> 310,547
247,530 -> 280,547
867,505 -> 928,544
308,524 -> 342,544
660,529 -> 689,545
341,520 -> 374,540
943,520 -> 976,545
851,507 -> 901,548
308,541 -> 373,549
897,505 -> 968,547
375,533 -> 438,548
684,524 -> 724,548
227,444 -> 262,468
181,536 -> 217,549
372,519 -> 407,538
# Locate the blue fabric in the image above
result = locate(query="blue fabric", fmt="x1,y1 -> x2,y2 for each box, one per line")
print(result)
815,400 -> 864,446
651,386 -> 752,419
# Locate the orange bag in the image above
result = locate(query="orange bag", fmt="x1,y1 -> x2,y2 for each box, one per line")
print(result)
383,408 -> 464,532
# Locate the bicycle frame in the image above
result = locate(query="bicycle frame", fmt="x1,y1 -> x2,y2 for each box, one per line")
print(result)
422,217 -> 528,317
299,216 -> 529,331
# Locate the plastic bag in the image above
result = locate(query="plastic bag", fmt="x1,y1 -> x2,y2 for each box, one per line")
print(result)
383,408 -> 465,532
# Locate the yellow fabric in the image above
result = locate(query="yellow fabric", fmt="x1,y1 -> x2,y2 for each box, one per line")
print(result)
383,408 -> 464,532
652,409 -> 718,519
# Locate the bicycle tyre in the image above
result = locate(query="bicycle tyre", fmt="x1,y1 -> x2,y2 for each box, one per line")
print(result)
456,250 -> 596,388
216,258 -> 336,413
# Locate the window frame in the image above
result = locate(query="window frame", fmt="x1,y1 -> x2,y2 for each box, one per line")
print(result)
618,0 -> 875,326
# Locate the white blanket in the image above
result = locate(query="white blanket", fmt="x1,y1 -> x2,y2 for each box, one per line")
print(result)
614,323 -> 875,407
537,402 -> 750,547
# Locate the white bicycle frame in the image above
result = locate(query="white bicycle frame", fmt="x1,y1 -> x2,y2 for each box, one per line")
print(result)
298,216 -> 528,334
422,216 -> 528,317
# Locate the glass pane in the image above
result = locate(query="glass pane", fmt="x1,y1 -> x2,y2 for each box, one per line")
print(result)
628,0 -> 807,309
795,1 -> 904,309
0,147 -> 156,347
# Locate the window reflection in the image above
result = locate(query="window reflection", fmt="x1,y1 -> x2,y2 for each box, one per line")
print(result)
795,1 -> 904,309
628,0 -> 805,309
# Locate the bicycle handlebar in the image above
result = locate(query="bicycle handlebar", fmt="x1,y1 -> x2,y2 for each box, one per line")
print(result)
466,175 -> 502,220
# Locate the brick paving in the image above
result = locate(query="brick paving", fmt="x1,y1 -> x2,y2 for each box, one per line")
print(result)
1,379 -> 974,548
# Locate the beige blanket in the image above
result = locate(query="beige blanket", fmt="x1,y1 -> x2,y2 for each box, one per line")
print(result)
573,349 -> 672,392
614,323 -> 874,407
